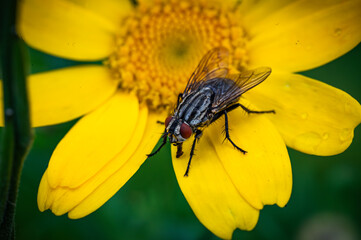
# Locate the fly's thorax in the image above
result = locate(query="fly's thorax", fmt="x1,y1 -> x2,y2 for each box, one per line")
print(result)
176,87 -> 214,128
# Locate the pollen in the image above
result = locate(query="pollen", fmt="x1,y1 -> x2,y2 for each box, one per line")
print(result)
108,1 -> 248,110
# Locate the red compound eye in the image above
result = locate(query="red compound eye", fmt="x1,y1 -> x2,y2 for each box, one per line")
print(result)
165,116 -> 173,127
180,123 -> 192,139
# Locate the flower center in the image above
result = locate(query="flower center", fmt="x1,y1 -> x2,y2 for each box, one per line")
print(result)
108,1 -> 248,110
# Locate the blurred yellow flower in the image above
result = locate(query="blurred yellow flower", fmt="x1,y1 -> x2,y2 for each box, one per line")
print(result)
0,0 -> 360,238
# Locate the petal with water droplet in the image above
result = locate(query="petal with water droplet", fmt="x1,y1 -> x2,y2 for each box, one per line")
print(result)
245,0 -> 361,72
245,71 -> 361,155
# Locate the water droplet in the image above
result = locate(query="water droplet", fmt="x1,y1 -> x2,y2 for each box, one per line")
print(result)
301,113 -> 308,120
322,133 -> 329,140
284,82 -> 291,89
339,128 -> 352,142
344,102 -> 352,114
334,28 -> 342,37
293,132 -> 322,153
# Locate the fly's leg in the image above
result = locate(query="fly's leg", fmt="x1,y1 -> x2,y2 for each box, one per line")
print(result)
184,129 -> 202,177
223,110 -> 247,154
210,103 -> 274,154
147,130 -> 167,157
176,143 -> 183,158
210,103 -> 275,124
228,103 -> 275,114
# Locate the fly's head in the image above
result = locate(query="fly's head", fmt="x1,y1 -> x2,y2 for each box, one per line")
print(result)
164,115 -> 193,144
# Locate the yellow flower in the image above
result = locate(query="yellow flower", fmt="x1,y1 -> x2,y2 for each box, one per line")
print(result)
0,0 -> 360,238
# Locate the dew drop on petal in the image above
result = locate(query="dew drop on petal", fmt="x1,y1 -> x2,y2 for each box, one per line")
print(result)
322,133 -> 329,140
301,113 -> 308,120
284,82 -> 291,90
293,132 -> 322,153
333,28 -> 342,37
344,102 -> 352,114
339,128 -> 352,142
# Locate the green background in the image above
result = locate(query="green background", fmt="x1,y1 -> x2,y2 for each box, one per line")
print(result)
6,43 -> 361,239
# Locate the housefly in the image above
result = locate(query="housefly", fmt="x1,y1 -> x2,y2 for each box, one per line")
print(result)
148,47 -> 275,176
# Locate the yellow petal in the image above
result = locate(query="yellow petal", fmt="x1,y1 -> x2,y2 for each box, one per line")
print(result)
246,0 -> 361,72
17,0 -> 130,60
245,71 -> 361,155
0,66 -> 118,127
69,0 -> 134,26
38,101 -> 145,214
37,170 -> 52,212
212,110 -> 292,208
47,92 -> 139,189
240,0 -> 299,28
68,111 -> 164,218
38,105 -> 165,218
172,135 -> 260,240
172,111 -> 291,239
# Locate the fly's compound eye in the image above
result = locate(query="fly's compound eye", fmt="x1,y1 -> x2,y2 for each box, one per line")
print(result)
180,123 -> 192,139
165,116 -> 173,127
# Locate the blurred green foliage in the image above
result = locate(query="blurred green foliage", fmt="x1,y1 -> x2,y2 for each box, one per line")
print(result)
9,44 -> 361,240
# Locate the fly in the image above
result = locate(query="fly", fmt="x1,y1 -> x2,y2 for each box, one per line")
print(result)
147,47 -> 275,176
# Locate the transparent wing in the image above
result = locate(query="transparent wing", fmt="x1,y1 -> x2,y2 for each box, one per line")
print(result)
236,67 -> 272,94
183,47 -> 229,97
211,67 -> 272,110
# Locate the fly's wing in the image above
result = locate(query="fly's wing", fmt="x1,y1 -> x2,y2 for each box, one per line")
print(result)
211,67 -> 272,111
236,67 -> 272,94
183,47 -> 229,97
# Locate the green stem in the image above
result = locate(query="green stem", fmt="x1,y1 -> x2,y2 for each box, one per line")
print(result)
0,0 -> 33,239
